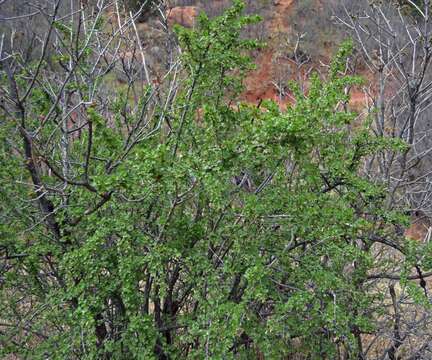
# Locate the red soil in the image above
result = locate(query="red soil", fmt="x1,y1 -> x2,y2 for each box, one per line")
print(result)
166,6 -> 199,28
242,0 -> 295,108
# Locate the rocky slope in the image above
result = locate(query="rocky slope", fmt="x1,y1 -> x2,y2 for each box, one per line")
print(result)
164,0 -> 365,109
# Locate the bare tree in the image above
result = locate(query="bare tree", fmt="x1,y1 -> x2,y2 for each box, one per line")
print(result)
334,1 -> 432,358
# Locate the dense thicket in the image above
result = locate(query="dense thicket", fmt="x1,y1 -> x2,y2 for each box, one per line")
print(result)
1,1 -> 432,359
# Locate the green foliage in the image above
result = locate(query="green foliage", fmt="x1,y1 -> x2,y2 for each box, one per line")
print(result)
0,1 -> 427,359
